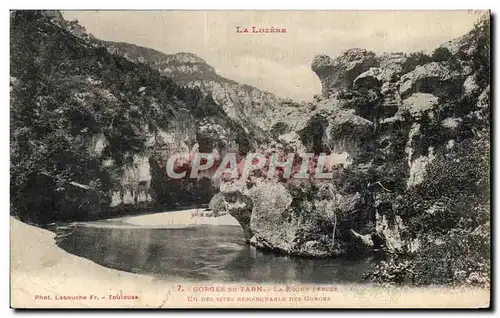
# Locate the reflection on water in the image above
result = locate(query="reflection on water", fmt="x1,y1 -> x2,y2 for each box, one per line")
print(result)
55,222 -> 371,283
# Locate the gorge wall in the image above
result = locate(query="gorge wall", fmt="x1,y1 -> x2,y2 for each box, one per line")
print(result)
102,40 -> 309,141
218,18 -> 490,258
10,11 -> 252,222
10,9 -> 490,281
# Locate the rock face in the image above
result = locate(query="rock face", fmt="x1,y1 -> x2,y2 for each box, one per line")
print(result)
152,52 -> 219,80
353,67 -> 381,89
401,93 -> 440,119
12,10 -> 490,262
399,62 -> 462,98
102,40 -> 307,138
67,71 -> 225,211
208,192 -> 227,216
298,109 -> 374,156
110,154 -> 153,207
10,11 -> 252,222
221,180 -> 363,257
377,53 -> 407,82
311,49 -> 378,96
217,18 -> 490,257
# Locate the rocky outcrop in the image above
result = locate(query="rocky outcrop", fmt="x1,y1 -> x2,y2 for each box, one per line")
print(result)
311,49 -> 378,96
191,79 -> 278,136
398,62 -> 462,98
352,53 -> 408,89
400,93 -> 440,119
240,17 -> 490,258
297,108 -> 374,158
219,182 -> 254,241
375,212 -> 404,253
102,14 -> 487,259
154,53 -> 219,80
377,53 -> 407,82
10,11 -> 254,223
102,40 -> 308,138
208,192 -> 227,216
353,68 -> 381,89
13,10 -> 490,264
406,147 -> 435,188
221,180 -> 366,257
103,42 -> 219,81
477,85 -> 490,109
325,109 -> 374,146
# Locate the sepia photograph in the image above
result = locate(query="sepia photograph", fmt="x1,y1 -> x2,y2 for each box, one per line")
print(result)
9,9 -> 491,309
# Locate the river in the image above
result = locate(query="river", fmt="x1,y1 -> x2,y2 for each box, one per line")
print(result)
53,211 -> 372,284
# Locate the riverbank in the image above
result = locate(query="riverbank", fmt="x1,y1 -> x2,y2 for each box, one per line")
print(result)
10,217 -> 490,308
10,216 -> 175,308
122,209 -> 240,227
68,208 -> 241,229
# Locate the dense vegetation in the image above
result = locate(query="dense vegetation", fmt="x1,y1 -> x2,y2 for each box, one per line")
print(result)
365,18 -> 491,287
9,10 -> 490,288
10,11 -> 249,224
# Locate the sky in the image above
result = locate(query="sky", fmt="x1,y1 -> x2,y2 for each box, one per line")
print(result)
62,10 -> 485,101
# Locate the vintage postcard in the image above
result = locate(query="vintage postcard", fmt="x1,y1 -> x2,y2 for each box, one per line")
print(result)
10,10 -> 491,309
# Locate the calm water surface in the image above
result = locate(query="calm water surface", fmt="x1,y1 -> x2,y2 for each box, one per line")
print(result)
55,216 -> 372,283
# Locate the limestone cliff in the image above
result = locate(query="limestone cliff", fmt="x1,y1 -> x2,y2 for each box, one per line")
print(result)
220,17 -> 490,257
10,10 -> 490,268
10,11 -> 252,222
101,41 -> 308,139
